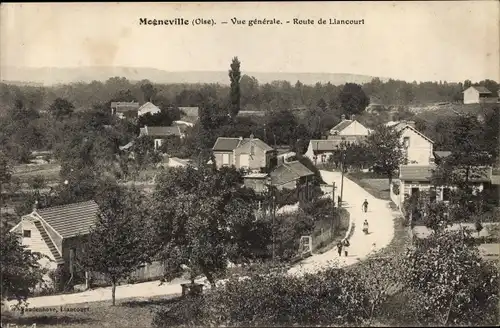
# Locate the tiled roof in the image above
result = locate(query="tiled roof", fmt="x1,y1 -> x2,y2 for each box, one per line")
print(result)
310,136 -> 365,154
213,137 -> 273,152
213,137 -> 242,151
330,120 -> 353,133
179,107 -> 199,117
270,161 -> 314,186
470,86 -> 492,94
35,201 -> 99,239
399,165 -> 492,182
399,165 -> 435,181
140,126 -> 182,137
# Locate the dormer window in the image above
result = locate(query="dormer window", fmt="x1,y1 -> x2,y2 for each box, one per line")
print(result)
23,230 -> 31,238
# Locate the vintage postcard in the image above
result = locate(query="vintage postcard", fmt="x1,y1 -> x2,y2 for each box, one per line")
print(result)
1,1 -> 499,327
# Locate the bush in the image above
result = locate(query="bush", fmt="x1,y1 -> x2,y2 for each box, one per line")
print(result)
152,268 -> 371,327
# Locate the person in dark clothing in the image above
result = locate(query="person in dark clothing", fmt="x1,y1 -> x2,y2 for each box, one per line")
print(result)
336,241 -> 343,257
362,199 -> 369,213
343,239 -> 350,257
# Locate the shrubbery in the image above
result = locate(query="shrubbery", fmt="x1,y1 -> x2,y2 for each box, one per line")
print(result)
153,268 -> 371,327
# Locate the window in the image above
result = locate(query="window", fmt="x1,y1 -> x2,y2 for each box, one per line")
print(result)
222,153 -> 230,165
250,145 -> 255,156
442,188 -> 451,201
23,230 -> 31,238
411,187 -> 420,199
403,137 -> 410,148
154,139 -> 162,150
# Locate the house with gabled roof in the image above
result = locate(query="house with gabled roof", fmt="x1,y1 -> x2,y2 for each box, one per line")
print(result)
10,200 -> 99,288
139,125 -> 185,150
329,114 -> 371,137
138,102 -> 161,117
394,164 -> 493,209
463,86 -> 498,104
270,161 -> 315,202
212,134 -> 276,172
111,101 -> 140,119
304,136 -> 366,165
386,120 -> 434,165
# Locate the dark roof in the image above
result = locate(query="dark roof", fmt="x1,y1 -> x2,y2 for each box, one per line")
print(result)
35,201 -> 99,238
330,120 -> 353,133
213,137 -> 242,151
213,137 -> 273,152
111,102 -> 140,113
140,126 -> 182,137
270,161 -> 314,186
399,165 -> 434,181
399,165 -> 492,182
433,151 -> 452,159
310,136 -> 366,154
470,86 -> 492,94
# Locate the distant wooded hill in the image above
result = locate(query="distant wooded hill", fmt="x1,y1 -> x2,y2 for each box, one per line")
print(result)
1,66 -> 384,86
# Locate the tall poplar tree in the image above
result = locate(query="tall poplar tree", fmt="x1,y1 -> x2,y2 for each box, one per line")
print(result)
229,57 -> 241,119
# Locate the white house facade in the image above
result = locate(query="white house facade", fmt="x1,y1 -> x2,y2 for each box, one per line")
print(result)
329,115 -> 370,136
463,86 -> 498,104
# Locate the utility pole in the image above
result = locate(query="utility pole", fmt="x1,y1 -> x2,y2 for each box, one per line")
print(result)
340,145 -> 345,205
271,187 -> 276,262
331,182 -> 336,234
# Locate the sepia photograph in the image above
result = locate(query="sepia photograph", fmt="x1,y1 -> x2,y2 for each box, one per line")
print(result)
0,1 -> 499,327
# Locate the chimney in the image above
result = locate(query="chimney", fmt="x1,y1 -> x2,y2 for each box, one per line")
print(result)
351,115 -> 355,121
239,136 -> 243,141
249,133 -> 254,140
407,121 -> 415,128
341,114 -> 346,121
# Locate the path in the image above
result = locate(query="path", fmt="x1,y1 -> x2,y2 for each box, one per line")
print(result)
7,171 -> 396,308
288,170 -> 395,275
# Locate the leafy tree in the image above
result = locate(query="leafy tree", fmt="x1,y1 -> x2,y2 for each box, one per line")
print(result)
80,185 -> 153,305
49,98 -> 74,120
152,166 -> 264,287
400,230 -> 499,326
228,57 -> 241,118
338,83 -> 370,116
140,82 -> 157,102
365,125 -> 405,186
1,226 -> 45,307
137,108 -> 179,127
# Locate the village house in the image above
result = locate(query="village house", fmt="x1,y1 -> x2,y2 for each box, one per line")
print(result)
463,86 -> 498,104
393,164 -> 493,209
304,136 -> 366,165
138,102 -> 161,117
111,101 -> 140,119
270,160 -> 315,202
139,125 -> 185,150
328,114 -> 371,137
9,200 -> 99,289
212,134 -> 276,172
386,120 -> 434,165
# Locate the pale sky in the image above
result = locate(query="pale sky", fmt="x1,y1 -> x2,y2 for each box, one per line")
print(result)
1,1 -> 499,82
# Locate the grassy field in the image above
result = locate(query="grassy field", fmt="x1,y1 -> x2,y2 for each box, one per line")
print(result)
2,295 -> 182,328
347,172 -> 392,201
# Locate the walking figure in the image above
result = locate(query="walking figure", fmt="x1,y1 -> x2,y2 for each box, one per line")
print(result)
363,219 -> 369,234
336,241 -> 343,257
362,199 -> 369,213
342,239 -> 350,257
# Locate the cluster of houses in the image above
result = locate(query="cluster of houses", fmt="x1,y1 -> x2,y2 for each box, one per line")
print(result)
10,93 -> 500,292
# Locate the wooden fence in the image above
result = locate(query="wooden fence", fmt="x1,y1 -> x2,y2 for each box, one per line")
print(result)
91,261 -> 166,286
